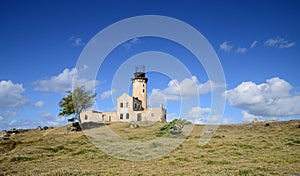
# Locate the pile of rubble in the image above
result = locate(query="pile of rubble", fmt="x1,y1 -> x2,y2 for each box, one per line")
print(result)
0,128 -> 25,140
0,126 -> 51,140
36,126 -> 52,130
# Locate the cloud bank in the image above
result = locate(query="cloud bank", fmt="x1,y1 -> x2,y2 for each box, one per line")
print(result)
225,77 -> 300,117
149,76 -> 223,105
34,67 -> 99,93
0,80 -> 29,107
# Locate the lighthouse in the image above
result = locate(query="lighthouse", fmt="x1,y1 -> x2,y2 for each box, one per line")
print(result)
131,65 -> 148,109
80,65 -> 167,123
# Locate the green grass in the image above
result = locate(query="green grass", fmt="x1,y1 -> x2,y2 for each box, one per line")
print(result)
205,160 -> 231,165
238,170 -> 253,175
10,156 -> 35,162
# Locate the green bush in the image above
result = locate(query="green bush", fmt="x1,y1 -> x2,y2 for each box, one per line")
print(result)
155,119 -> 191,137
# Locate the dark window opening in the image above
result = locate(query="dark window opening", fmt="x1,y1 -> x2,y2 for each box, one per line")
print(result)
85,115 -> 88,120
120,103 -> 123,108
120,114 -> 123,119
137,113 -> 142,121
126,113 -> 129,119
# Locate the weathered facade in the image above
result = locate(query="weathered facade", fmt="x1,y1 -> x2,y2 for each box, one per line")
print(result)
80,66 -> 166,123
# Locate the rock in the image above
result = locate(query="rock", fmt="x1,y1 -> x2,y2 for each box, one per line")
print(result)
0,131 -> 10,140
70,126 -> 78,131
169,125 -> 182,135
129,123 -> 139,129
67,122 -> 82,132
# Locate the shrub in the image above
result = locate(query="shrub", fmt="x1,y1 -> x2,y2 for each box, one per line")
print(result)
155,119 -> 191,137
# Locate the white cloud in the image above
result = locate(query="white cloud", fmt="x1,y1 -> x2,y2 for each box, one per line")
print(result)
69,36 -> 85,46
149,76 -> 223,105
206,115 -> 222,123
1,110 -> 17,118
38,111 -> 51,118
45,116 -> 68,127
236,47 -> 247,53
1,119 -> 39,130
123,37 -> 139,50
0,110 -> 17,123
167,113 -> 179,122
242,111 -> 262,123
220,42 -> 247,53
34,101 -> 44,108
184,106 -> 223,124
8,120 -> 17,126
250,40 -> 258,48
100,89 -> 116,100
222,117 -> 234,124
225,77 -> 300,117
220,42 -> 233,52
188,107 -> 210,119
37,111 -> 68,127
264,37 -> 295,48
0,80 -> 28,107
187,106 -> 210,123
34,67 -> 99,93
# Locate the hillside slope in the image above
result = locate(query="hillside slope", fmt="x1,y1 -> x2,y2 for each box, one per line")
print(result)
0,121 -> 299,175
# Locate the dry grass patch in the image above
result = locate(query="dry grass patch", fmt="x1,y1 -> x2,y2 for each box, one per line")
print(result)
0,120 -> 299,175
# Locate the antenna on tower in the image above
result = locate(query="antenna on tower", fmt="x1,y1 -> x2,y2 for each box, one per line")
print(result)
135,65 -> 145,73
134,65 -> 146,78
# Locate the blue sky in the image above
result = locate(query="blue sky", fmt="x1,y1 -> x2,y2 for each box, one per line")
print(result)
0,0 -> 300,130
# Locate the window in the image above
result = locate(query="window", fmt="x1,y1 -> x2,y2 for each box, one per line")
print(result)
120,113 -> 123,119
125,102 -> 129,108
84,115 -> 88,120
143,89 -> 145,93
126,113 -> 129,119
120,103 -> 123,108
143,84 -> 144,87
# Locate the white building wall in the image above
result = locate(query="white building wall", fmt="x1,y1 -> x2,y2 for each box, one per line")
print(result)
80,111 -> 102,123
80,95 -> 166,123
80,110 -> 117,123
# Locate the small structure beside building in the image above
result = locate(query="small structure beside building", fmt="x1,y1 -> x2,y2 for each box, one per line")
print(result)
80,65 -> 167,123
252,118 -> 258,123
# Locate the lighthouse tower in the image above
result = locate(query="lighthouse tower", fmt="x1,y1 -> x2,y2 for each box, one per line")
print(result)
131,65 -> 148,109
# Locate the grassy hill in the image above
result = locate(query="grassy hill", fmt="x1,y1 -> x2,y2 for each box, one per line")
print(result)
0,120 -> 299,175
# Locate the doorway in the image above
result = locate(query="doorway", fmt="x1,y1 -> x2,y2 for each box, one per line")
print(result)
137,113 -> 142,121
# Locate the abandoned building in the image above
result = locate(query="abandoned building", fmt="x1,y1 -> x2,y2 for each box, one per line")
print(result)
80,65 -> 167,123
